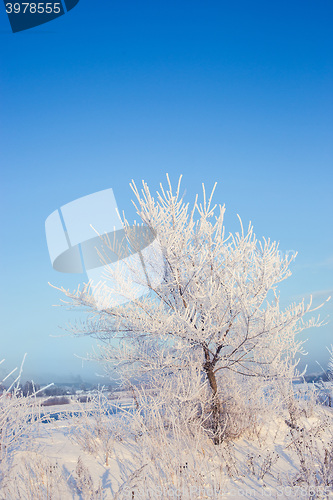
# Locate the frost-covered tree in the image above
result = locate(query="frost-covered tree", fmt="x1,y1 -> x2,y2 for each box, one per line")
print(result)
56,176 -> 328,443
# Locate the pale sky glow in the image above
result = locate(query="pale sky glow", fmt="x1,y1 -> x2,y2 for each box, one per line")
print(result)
0,0 -> 332,382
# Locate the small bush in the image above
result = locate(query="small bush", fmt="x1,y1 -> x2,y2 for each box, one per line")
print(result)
77,394 -> 92,403
41,396 -> 70,406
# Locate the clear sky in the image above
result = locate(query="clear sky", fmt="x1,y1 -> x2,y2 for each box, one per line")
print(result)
0,0 -> 332,383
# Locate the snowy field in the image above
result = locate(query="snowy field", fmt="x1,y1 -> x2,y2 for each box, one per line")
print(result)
1,384 -> 333,499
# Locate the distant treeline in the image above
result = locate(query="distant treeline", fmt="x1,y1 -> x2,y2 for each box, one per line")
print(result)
0,380 -> 115,397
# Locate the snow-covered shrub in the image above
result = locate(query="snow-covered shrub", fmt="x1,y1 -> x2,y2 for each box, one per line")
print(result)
67,391 -> 131,467
284,405 -> 333,497
315,345 -> 333,409
6,453 -> 68,500
113,397 -> 229,500
74,456 -> 104,500
327,346 -> 333,406
0,358 -> 42,492
246,450 -> 280,481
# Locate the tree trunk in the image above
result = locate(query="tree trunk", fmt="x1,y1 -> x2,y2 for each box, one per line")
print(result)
205,365 -> 223,444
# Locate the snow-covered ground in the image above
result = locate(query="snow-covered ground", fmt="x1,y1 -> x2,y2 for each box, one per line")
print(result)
2,387 -> 333,500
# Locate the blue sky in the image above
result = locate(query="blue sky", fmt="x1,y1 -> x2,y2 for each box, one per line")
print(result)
0,0 -> 332,383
